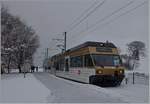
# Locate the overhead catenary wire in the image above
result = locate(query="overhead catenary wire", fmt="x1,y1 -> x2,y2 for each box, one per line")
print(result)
54,0 -> 105,51
66,0 -> 106,33
87,0 -> 148,35
70,0 -> 147,42
69,0 -> 134,39
65,0 -> 99,32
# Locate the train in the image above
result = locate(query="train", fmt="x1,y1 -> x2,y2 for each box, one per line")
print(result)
47,41 -> 125,86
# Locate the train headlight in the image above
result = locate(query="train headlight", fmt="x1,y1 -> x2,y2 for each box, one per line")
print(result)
98,70 -> 102,74
119,70 -> 123,74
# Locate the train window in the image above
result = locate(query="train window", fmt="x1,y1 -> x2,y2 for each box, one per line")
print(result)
113,56 -> 122,66
70,56 -> 83,67
84,54 -> 93,67
92,54 -> 122,66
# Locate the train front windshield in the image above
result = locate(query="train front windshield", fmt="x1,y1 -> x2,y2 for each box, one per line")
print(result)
92,54 -> 122,67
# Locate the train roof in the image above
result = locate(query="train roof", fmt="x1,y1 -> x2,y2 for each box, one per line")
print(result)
67,41 -> 116,52
50,41 -> 117,58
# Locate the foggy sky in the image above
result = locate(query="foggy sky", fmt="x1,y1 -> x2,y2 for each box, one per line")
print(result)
2,0 -> 149,66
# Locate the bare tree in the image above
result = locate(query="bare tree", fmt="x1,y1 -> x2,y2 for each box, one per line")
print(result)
1,6 -> 15,73
1,6 -> 39,73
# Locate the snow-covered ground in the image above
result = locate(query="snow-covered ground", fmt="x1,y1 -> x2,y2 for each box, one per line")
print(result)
34,73 -> 125,103
0,72 -> 124,103
10,67 -> 44,73
46,73 -> 149,103
0,73 -> 52,103
0,72 -> 149,103
125,70 -> 149,85
105,83 -> 149,103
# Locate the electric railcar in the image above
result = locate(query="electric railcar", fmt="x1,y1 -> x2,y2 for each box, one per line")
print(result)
49,41 -> 125,86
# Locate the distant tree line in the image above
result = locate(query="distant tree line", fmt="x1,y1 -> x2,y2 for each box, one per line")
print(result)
120,41 -> 146,70
1,6 -> 39,73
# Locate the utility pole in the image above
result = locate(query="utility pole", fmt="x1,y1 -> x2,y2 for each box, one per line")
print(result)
64,32 -> 67,52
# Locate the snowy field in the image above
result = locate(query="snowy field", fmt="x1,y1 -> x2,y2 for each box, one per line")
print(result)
0,72 -> 149,103
125,70 -> 149,85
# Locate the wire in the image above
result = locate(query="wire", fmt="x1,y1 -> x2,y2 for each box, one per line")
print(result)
66,0 -> 106,33
73,0 -> 134,38
87,0 -> 148,35
65,0 -> 99,32
71,0 -> 147,42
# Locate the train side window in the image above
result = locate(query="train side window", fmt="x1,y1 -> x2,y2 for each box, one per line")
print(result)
70,56 -> 83,67
84,54 -> 93,67
70,57 -> 74,67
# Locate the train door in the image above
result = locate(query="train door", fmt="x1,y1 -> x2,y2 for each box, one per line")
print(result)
65,56 -> 70,71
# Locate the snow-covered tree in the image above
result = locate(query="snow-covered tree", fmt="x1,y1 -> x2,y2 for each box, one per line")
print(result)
127,41 -> 146,59
1,6 -> 39,73
127,41 -> 146,70
120,41 -> 146,70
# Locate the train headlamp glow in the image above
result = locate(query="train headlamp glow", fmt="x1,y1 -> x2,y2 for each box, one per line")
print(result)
119,70 -> 123,74
98,70 -> 102,74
